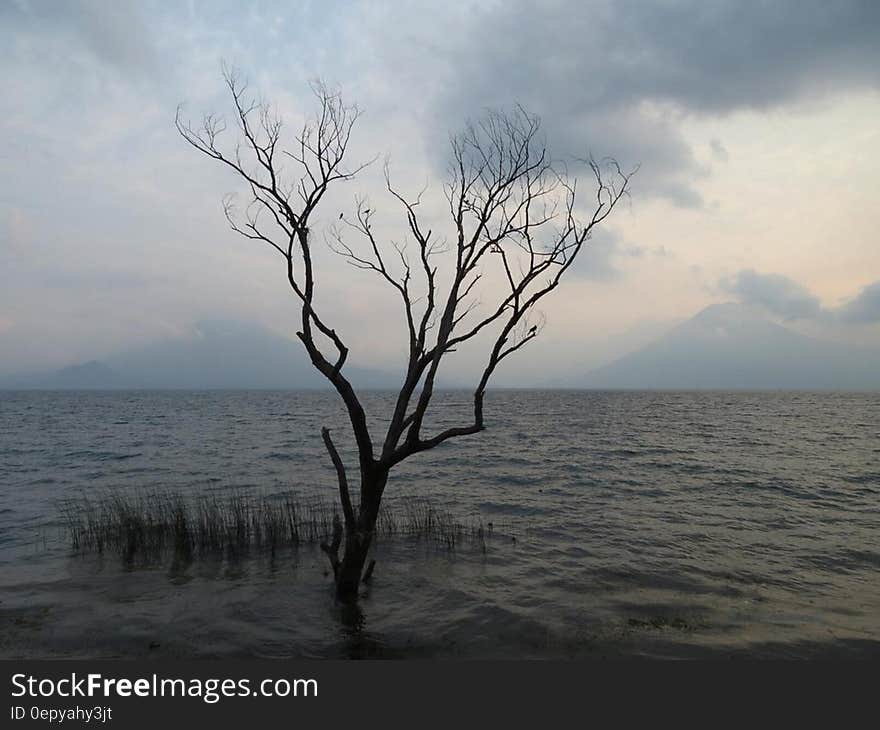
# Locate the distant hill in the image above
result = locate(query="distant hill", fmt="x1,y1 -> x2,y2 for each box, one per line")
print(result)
6,307 -> 879,391
581,303 -> 880,390
0,320 -> 398,390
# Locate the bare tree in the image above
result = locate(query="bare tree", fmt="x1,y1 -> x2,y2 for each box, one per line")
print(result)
177,68 -> 634,601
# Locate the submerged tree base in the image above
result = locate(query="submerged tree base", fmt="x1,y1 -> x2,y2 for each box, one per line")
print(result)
60,490 -> 490,567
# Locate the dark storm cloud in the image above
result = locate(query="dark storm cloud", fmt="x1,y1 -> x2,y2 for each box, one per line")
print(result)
434,0 -> 880,205
721,269 -> 823,320
838,281 -> 880,323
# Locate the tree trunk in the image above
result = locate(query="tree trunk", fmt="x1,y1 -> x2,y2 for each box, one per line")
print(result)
334,523 -> 372,601
334,470 -> 387,602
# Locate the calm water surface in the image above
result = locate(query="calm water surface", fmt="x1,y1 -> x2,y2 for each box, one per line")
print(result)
1,390 -> 878,658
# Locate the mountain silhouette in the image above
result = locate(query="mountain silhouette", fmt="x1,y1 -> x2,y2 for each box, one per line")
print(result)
581,303 -> 880,390
1,320 -> 398,390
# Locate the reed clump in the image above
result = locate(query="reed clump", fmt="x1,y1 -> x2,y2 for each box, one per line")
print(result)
60,490 -> 487,563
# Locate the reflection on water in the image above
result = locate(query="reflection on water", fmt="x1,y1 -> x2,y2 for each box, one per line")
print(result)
1,390 -> 879,658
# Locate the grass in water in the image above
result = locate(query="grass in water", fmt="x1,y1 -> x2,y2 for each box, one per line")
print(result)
60,490 -> 489,564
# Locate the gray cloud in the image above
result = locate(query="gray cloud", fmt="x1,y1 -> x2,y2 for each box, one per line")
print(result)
429,0 -> 880,206
1,0 -> 156,74
723,270 -> 880,325
838,281 -> 880,323
709,139 -> 729,163
721,269 -> 823,320
569,228 -> 650,282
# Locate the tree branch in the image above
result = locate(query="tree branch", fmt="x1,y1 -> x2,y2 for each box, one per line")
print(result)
321,427 -> 354,530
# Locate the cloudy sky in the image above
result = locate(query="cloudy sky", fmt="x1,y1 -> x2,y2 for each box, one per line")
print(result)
2,0 -> 879,382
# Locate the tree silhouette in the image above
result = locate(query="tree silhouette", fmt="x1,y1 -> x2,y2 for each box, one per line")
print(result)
177,67 -> 634,601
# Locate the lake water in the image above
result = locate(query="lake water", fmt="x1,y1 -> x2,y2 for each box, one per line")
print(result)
1,390 -> 878,658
